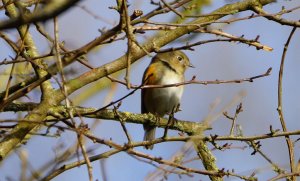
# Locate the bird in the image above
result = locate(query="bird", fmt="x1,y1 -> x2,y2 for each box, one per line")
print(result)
141,50 -> 193,149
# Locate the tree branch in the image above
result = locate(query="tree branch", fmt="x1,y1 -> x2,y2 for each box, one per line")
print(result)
0,0 -> 81,30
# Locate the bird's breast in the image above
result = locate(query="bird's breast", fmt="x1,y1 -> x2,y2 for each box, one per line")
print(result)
159,73 -> 184,98
143,71 -> 184,115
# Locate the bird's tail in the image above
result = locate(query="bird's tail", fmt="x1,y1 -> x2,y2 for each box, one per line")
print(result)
143,125 -> 156,149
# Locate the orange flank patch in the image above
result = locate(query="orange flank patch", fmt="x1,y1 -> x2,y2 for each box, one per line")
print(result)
144,64 -> 159,85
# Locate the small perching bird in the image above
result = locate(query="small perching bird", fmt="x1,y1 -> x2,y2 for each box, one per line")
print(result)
141,50 -> 193,149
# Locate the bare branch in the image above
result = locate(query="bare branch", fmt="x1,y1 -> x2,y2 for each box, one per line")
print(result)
0,0 -> 81,30
277,26 -> 297,180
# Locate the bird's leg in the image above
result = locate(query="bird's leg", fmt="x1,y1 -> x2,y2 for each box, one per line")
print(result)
170,104 -> 181,127
162,105 -> 178,138
172,103 -> 181,125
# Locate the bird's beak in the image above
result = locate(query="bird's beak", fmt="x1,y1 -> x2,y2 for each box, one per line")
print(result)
188,63 -> 195,68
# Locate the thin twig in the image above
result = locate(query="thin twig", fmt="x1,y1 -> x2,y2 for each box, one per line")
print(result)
35,22 -> 94,70
196,28 -> 273,51
121,0 -> 133,89
252,6 -> 300,27
161,0 -> 184,18
77,133 -> 93,181
19,150 -> 28,181
223,103 -> 243,136
246,141 -> 284,174
269,172 -> 300,181
107,67 -> 272,89
2,24 -> 30,106
0,32 -> 19,52
223,102 -> 285,174
113,105 -> 132,144
277,26 -> 297,180
94,75 -> 151,113
100,159 -> 108,181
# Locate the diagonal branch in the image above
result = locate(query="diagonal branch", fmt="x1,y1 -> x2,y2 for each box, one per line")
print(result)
252,6 -> 300,27
0,0 -> 81,30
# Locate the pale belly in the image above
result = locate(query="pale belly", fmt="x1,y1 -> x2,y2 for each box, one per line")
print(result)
144,73 -> 184,116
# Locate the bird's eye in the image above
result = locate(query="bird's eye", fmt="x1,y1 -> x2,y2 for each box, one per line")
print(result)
177,56 -> 183,61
